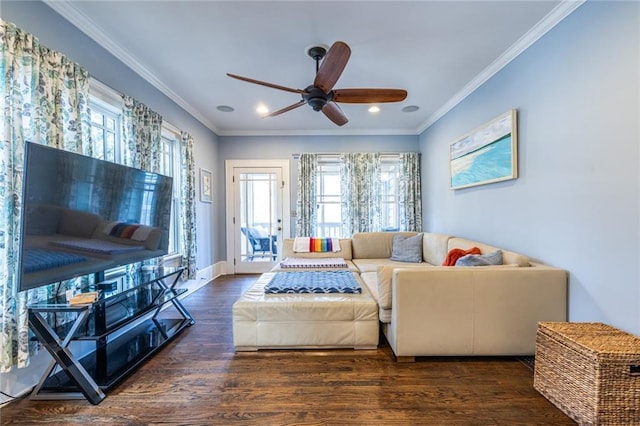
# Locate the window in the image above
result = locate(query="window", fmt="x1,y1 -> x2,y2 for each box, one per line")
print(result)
159,129 -> 182,255
314,155 -> 401,236
89,99 -> 119,162
316,161 -> 341,237
89,81 -> 183,257
380,160 -> 400,231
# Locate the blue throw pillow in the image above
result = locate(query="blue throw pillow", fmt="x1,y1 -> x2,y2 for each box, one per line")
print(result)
455,250 -> 503,266
390,233 -> 423,263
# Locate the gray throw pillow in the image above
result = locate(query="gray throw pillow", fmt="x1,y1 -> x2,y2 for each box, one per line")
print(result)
390,233 -> 423,263
455,250 -> 503,266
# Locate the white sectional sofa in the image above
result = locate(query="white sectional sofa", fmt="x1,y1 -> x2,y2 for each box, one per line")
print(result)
233,232 -> 568,361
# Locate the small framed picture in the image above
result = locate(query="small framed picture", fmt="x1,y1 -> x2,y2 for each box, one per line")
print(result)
200,168 -> 212,203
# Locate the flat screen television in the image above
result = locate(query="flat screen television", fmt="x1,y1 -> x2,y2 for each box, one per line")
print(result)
18,142 -> 173,292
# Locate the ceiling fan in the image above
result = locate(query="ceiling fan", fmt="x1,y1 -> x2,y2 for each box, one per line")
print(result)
227,41 -> 408,126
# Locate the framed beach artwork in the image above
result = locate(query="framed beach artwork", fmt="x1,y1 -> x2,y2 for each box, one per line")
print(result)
449,109 -> 518,190
200,168 -> 212,203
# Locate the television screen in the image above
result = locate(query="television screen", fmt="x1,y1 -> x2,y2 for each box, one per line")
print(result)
18,142 -> 173,292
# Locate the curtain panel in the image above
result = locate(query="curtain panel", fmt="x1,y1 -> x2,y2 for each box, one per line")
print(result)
120,96 -> 163,285
295,153 -> 318,237
0,20 -> 92,370
340,153 -> 382,236
398,152 -> 422,232
180,131 -> 197,279
121,95 -> 163,172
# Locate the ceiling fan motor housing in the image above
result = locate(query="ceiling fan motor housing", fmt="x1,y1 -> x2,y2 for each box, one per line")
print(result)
303,85 -> 331,111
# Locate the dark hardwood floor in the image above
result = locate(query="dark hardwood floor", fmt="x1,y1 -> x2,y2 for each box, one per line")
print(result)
1,275 -> 574,425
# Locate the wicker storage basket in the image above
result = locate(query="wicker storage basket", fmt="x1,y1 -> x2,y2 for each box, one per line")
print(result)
534,322 -> 640,425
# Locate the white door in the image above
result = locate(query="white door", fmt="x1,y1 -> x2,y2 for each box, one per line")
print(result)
225,160 -> 290,274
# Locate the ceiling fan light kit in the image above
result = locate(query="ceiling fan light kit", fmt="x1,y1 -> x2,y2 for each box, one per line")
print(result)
227,41 -> 407,126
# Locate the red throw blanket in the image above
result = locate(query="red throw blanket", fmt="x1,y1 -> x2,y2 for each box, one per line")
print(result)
442,247 -> 481,266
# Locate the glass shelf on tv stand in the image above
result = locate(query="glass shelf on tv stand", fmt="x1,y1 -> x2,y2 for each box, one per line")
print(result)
27,266 -> 195,405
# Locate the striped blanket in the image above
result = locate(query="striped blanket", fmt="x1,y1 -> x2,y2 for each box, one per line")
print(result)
279,257 -> 348,269
293,237 -> 341,253
102,221 -> 155,242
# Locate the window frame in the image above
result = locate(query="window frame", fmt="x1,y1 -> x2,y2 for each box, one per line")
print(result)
89,96 -> 121,162
315,159 -> 341,237
160,126 -> 183,257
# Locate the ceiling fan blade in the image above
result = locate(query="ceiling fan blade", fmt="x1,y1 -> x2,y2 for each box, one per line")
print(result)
264,100 -> 306,118
314,41 -> 351,93
332,88 -> 408,103
322,101 -> 348,126
226,73 -> 304,94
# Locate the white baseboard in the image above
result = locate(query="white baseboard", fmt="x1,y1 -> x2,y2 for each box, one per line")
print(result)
196,261 -> 227,284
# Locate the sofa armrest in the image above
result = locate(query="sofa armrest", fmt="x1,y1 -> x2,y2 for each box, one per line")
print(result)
388,266 -> 567,357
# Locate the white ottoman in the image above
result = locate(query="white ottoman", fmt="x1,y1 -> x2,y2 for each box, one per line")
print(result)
233,272 -> 379,350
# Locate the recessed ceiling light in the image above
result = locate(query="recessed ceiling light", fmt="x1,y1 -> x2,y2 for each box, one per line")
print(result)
216,105 -> 234,112
256,104 -> 269,115
368,106 -> 380,113
402,105 -> 420,113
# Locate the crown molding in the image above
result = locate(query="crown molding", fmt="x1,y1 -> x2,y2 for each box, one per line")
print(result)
216,128 -> 418,137
43,0 -> 221,135
416,0 -> 586,134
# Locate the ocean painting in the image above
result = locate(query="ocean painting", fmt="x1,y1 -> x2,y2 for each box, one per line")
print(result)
450,110 -> 517,190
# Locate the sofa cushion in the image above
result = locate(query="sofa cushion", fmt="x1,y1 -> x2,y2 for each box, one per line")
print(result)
456,250 -> 503,266
351,232 -> 417,259
447,237 -> 530,267
422,233 -> 453,266
390,233 -> 423,263
352,258 -> 418,273
359,271 -> 392,323
442,247 -> 481,266
359,271 -> 379,300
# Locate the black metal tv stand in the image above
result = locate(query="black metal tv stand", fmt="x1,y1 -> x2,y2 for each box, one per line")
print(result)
28,266 -> 195,405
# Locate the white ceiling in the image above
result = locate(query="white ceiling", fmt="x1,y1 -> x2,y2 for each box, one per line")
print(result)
44,1 -> 583,137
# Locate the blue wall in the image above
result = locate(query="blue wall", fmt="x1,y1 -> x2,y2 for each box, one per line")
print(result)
1,1 -> 221,270
419,1 -> 640,333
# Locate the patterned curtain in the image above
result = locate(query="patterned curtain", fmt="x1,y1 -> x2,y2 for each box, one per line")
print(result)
340,153 -> 381,236
121,95 -> 163,172
0,20 -> 92,370
398,152 -> 423,231
295,154 -> 318,236
120,96 -> 163,284
179,131 -> 197,279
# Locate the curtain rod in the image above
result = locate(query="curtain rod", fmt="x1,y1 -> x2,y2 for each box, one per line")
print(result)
292,152 -> 414,159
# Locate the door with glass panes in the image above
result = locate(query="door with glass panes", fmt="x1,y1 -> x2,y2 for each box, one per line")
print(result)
228,164 -> 288,273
